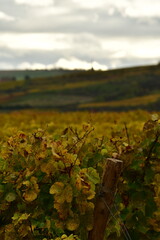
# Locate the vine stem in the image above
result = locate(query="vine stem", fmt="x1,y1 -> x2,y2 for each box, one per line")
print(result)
124,122 -> 130,145
146,132 -> 160,164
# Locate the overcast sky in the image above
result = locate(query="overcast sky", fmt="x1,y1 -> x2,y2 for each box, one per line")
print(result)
0,0 -> 160,70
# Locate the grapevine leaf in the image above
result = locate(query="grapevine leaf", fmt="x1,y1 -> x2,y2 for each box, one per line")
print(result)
66,217 -> 79,231
23,190 -> 38,202
50,182 -> 64,194
5,192 -> 16,202
12,212 -> 30,222
64,185 -> 73,203
85,167 -> 100,185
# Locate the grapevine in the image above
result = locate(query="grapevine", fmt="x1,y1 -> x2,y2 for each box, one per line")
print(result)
0,110 -> 159,240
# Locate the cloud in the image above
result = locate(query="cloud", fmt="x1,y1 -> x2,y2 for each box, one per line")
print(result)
0,0 -> 160,38
0,11 -> 15,21
0,32 -> 159,71
72,0 -> 160,17
38,6 -> 70,16
101,38 -> 160,59
118,0 -> 160,18
72,0 -> 106,9
0,0 -> 159,70
0,33 -> 71,50
17,62 -> 51,70
14,0 -> 53,7
53,57 -> 108,70
0,62 -> 15,70
16,58 -> 108,70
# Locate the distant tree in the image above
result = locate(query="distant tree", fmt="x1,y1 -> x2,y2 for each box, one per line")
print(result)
25,75 -> 30,81
12,76 -> 16,81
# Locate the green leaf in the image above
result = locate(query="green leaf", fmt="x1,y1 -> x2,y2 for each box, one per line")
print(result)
144,168 -> 154,185
85,167 -> 100,185
0,158 -> 7,171
12,212 -> 20,221
12,213 -> 30,222
130,159 -> 143,171
0,184 -> 4,194
137,225 -> 149,234
145,195 -> 157,217
5,192 -> 16,202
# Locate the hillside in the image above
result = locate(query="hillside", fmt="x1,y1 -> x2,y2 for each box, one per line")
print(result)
0,69 -> 76,81
0,64 -> 160,111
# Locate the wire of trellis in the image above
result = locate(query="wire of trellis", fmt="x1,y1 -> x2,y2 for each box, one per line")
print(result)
113,203 -> 132,240
102,198 -> 132,240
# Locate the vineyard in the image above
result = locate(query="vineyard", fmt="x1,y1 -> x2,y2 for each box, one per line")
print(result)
0,64 -> 160,111
0,110 -> 160,240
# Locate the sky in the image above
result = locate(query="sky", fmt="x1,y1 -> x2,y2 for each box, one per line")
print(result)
0,0 -> 160,70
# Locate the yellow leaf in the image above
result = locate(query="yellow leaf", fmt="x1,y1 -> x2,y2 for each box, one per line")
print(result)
25,168 -> 34,178
82,189 -> 95,200
87,190 -> 95,200
75,177 -> 82,190
22,180 -> 31,187
18,213 -> 30,222
40,161 -> 55,175
55,220 -> 65,229
61,234 -> 68,239
56,194 -> 66,203
54,202 -> 69,219
23,190 -> 38,202
64,185 -> 73,203
37,151 -> 46,159
49,182 -> 64,194
45,219 -> 51,230
86,202 -> 94,212
151,114 -> 159,121
52,184 -> 73,204
30,176 -> 40,193
66,217 -> 79,231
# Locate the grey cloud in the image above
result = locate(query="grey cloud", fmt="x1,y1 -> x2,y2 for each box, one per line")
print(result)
0,1 -> 159,38
0,46 -> 64,65
1,39 -> 158,70
0,0 -> 159,69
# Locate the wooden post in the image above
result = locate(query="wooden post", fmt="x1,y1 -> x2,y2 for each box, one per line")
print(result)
88,158 -> 123,240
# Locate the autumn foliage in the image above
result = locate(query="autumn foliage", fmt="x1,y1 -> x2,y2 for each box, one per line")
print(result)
0,110 -> 160,239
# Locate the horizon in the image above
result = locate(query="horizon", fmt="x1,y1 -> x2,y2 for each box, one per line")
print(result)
0,61 -> 159,72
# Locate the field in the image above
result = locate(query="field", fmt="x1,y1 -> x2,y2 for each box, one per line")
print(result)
0,64 -> 160,111
0,110 -> 160,240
